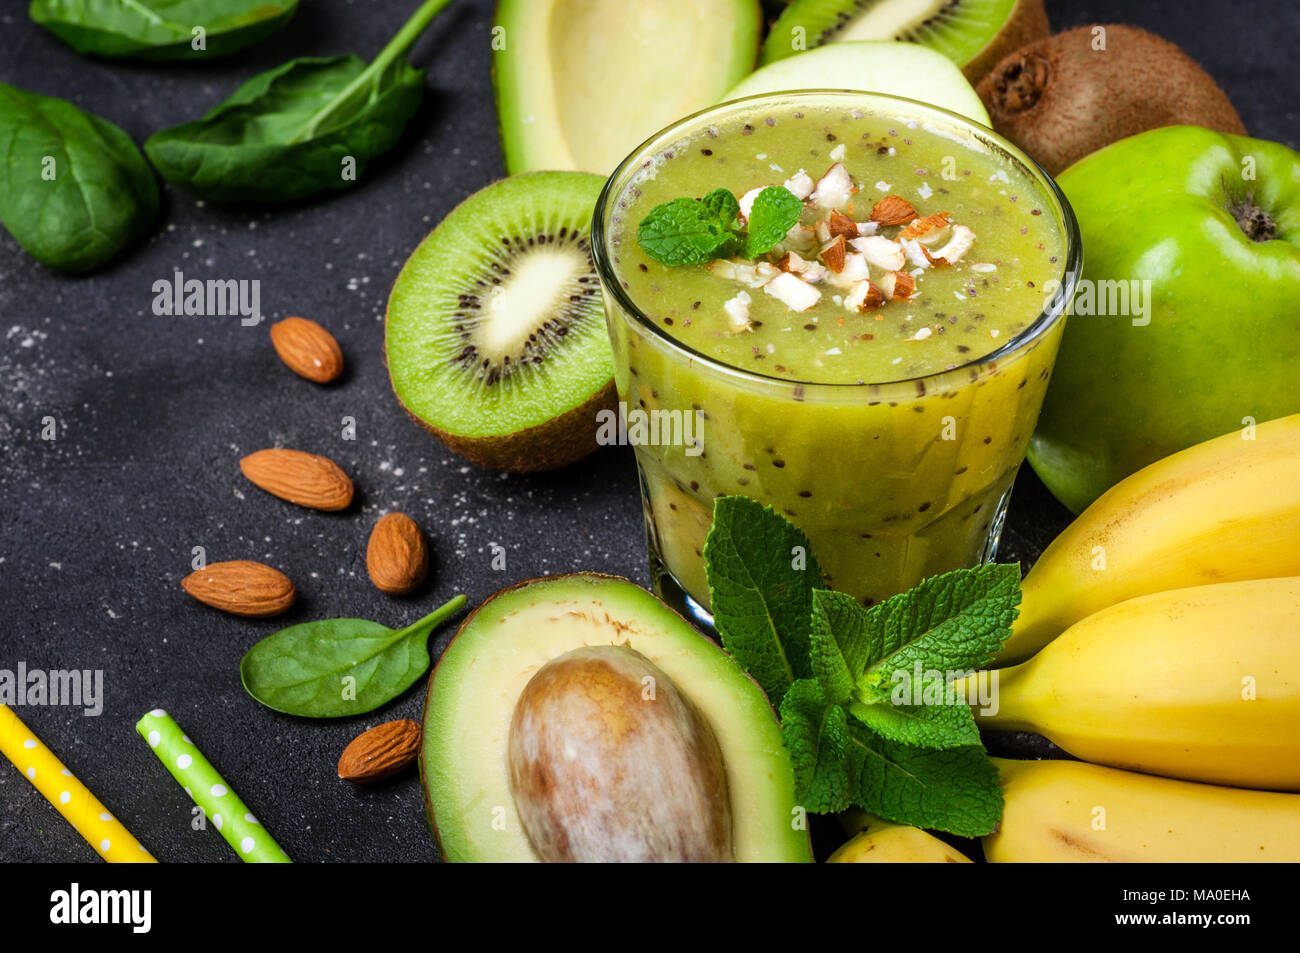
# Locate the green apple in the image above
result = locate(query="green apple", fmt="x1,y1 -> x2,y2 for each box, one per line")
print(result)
1029,125 -> 1300,513
720,42 -> 990,125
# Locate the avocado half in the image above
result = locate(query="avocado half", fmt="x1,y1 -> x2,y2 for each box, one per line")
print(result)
493,0 -> 762,174
421,573 -> 812,862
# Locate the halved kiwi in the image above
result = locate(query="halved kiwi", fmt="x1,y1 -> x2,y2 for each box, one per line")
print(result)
761,0 -> 1049,82
385,172 -> 615,473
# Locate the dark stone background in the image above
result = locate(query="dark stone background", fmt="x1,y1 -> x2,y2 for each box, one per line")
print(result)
1,0 -> 1295,863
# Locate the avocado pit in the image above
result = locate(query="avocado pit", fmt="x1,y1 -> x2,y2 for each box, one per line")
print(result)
506,644 -> 733,862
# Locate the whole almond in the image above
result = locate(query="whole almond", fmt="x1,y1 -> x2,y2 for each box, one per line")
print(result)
182,560 -> 295,617
366,512 -> 429,595
338,719 -> 421,782
240,448 -> 354,511
270,317 -> 343,384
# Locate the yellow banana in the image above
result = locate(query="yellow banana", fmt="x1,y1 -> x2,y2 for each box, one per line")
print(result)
828,812 -> 972,863
1000,412 -> 1300,665
985,758 -> 1300,862
975,578 -> 1300,791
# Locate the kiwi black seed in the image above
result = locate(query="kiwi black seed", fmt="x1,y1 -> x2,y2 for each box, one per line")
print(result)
386,172 -> 616,473
760,0 -> 1048,82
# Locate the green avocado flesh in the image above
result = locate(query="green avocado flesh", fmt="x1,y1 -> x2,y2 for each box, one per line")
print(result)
762,0 -> 1017,67
494,0 -> 762,174
421,574 -> 813,863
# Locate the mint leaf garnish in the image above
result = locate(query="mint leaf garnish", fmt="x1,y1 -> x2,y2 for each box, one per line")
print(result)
636,185 -> 802,267
807,588 -> 874,704
636,189 -> 741,266
743,186 -> 802,258
848,697 -> 982,749
847,724 -> 1003,837
780,679 -> 854,814
703,496 -> 823,706
853,564 -> 1020,705
700,187 -> 741,228
702,497 -> 1020,837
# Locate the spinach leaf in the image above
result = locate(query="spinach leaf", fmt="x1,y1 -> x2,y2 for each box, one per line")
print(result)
144,0 -> 452,202
29,0 -> 298,61
0,82 -> 158,273
241,594 -> 466,718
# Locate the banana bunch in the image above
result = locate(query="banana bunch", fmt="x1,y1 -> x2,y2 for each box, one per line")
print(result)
1001,413 -> 1300,665
985,759 -> 1300,863
828,812 -> 972,864
975,414 -> 1300,862
974,577 -> 1300,791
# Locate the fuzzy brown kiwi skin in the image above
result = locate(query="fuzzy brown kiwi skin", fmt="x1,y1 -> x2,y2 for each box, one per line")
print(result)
961,0 -> 1049,83
976,24 -> 1247,176
400,374 -> 617,473
382,331 -> 617,473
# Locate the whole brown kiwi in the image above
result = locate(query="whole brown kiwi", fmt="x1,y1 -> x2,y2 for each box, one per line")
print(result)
976,24 -> 1246,175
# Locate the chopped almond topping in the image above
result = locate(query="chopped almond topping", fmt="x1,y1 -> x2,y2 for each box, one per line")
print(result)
723,291 -> 753,332
702,164 -> 977,328
869,195 -> 918,226
783,170 -> 815,201
778,250 -> 829,284
811,162 -> 854,210
899,212 -> 952,242
764,272 -> 821,312
919,244 -> 949,268
862,281 -> 887,311
845,279 -> 887,312
879,270 -> 916,301
838,252 -> 869,283
820,234 -> 847,273
851,234 -> 905,272
784,223 -> 818,252
827,210 -> 859,240
932,224 -> 976,264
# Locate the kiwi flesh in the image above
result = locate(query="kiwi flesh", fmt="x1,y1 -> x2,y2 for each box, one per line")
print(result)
976,25 -> 1247,176
761,0 -> 1048,82
385,172 -> 616,473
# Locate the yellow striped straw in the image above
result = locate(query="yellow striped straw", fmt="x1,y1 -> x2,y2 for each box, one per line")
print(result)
0,704 -> 156,863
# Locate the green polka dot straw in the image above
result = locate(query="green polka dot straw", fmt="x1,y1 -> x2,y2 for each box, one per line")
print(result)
136,709 -> 291,863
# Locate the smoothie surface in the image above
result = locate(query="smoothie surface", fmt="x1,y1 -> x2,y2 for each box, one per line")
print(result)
608,101 -> 1067,385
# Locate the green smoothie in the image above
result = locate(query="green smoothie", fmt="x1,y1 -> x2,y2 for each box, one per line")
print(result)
595,92 -> 1077,612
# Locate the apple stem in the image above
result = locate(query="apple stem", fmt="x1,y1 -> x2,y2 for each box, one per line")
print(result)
1229,195 -> 1277,243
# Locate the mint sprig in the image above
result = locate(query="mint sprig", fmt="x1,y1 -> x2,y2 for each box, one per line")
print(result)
780,679 -> 855,814
703,496 -> 1019,836
743,186 -> 803,259
637,186 -> 801,267
703,497 -> 823,706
